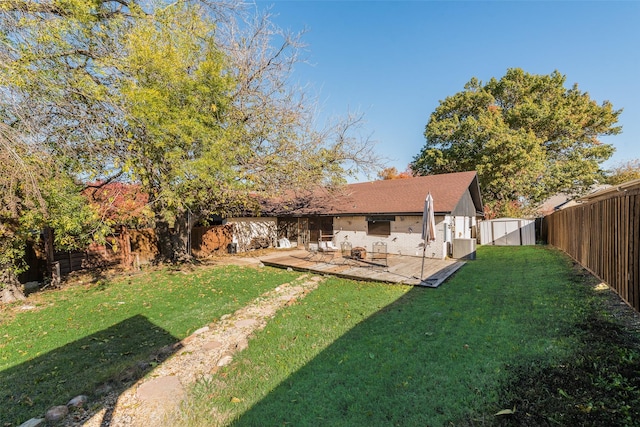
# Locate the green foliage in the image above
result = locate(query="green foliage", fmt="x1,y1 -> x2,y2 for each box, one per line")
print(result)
411,69 -> 620,217
0,0 -> 129,276
1,0 -> 240,262
42,176 -> 109,250
117,2 -> 241,224
2,1 -> 381,262
605,159 -> 640,185
0,138 -> 107,277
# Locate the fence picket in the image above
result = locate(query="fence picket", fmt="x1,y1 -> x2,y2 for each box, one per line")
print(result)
545,187 -> 640,312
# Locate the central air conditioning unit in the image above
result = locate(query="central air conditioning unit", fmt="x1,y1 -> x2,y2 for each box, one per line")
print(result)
453,238 -> 476,260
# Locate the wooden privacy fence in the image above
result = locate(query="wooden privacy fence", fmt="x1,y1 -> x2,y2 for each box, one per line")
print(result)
54,240 -> 124,276
545,184 -> 640,312
22,224 -> 235,281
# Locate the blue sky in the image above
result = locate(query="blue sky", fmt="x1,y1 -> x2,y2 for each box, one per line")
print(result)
254,0 -> 640,182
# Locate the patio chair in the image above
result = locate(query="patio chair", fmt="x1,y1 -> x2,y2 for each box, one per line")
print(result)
326,240 -> 340,251
340,241 -> 355,265
371,241 -> 388,267
318,239 -> 338,262
304,242 -> 320,260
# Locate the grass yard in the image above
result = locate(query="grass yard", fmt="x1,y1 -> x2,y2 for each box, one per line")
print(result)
2,246 -> 640,426
173,246 -> 640,427
0,264 -> 303,425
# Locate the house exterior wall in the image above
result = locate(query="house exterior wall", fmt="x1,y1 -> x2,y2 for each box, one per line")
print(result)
227,217 -> 277,252
451,189 -> 478,217
451,215 -> 477,239
228,213 -> 478,258
332,215 -> 449,259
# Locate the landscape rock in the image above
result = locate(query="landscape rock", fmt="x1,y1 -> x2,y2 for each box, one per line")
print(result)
192,326 -> 210,335
24,281 -> 41,292
235,318 -> 257,328
94,383 -> 113,396
217,353 -> 234,367
67,394 -> 89,408
203,340 -> 223,351
45,405 -> 69,422
136,376 -> 185,403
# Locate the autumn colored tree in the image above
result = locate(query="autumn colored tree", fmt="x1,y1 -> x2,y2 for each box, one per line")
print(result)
605,159 -> 640,185
411,69 -> 621,217
377,166 -> 414,180
84,182 -> 152,229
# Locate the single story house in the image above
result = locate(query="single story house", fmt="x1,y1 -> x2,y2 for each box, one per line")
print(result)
229,171 -> 483,259
536,184 -> 612,216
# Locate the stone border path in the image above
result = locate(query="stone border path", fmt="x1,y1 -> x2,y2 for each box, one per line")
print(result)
77,273 -> 324,427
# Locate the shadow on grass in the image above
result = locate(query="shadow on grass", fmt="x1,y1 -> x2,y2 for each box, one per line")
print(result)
495,315 -> 640,426
1,315 -> 180,425
227,286 -> 511,426
223,252 -> 640,426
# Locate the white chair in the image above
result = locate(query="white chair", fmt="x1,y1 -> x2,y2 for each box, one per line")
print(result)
318,239 -> 337,261
326,240 -> 340,251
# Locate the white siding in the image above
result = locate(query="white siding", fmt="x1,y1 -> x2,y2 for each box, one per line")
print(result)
479,218 -> 535,246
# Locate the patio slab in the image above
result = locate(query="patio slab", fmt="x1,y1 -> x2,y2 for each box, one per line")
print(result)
259,249 -> 465,287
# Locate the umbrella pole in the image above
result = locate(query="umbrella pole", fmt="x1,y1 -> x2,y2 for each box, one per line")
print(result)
420,243 -> 426,280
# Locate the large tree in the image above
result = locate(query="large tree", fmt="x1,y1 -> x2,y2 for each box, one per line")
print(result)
1,0 -> 380,262
411,69 -> 621,216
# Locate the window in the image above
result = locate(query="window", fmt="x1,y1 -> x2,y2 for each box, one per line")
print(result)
367,216 -> 394,236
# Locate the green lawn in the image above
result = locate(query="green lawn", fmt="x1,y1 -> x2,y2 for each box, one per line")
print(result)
0,264 -> 303,425
172,246 -> 640,427
3,246 -> 640,427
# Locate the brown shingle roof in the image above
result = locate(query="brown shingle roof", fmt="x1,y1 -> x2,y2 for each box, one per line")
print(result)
326,171 -> 481,215
260,171 -> 482,217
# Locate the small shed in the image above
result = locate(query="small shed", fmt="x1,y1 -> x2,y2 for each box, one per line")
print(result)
479,218 -> 535,246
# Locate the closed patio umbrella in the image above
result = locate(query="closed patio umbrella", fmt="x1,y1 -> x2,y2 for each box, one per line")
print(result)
420,192 -> 436,281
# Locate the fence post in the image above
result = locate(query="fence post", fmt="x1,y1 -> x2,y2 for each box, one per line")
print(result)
51,261 -> 61,287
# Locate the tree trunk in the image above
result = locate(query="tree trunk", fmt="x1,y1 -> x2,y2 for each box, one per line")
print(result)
1,267 -> 26,303
155,209 -> 192,263
120,226 -> 132,269
43,226 -> 55,278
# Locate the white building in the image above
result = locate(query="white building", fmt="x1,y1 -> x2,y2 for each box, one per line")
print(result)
233,171 -> 484,259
